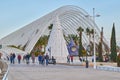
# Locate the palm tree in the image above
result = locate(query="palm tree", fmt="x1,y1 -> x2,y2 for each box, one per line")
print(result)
48,24 -> 53,38
98,27 -> 103,62
86,28 -> 91,54
90,29 -> 94,55
70,34 -> 79,45
86,27 -> 90,36
48,24 -> 53,32
77,27 -> 84,57
86,28 -> 94,55
32,35 -> 49,56
86,27 -> 91,43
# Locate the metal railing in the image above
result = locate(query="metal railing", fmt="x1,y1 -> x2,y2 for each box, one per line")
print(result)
0,60 -> 9,80
2,67 -> 9,80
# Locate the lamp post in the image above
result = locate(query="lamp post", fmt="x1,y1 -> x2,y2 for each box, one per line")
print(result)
93,8 -> 100,69
85,8 -> 100,69
93,8 -> 96,69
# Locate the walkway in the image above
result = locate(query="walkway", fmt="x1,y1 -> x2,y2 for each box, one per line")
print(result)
8,62 -> 120,80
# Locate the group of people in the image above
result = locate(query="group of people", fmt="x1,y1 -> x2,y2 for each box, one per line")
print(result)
38,54 -> 49,65
10,53 -> 16,64
23,53 -> 30,64
67,55 -> 73,63
8,53 -> 55,66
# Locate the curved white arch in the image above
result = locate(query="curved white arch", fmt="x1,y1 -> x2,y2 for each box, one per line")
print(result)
0,5 -> 109,55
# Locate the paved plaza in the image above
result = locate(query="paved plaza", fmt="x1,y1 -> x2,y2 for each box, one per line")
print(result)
8,62 -> 120,80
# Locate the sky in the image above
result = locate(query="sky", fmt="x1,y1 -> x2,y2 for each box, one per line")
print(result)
0,0 -> 120,45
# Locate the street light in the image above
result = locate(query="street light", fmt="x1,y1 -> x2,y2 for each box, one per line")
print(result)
93,8 -> 100,69
85,8 -> 100,69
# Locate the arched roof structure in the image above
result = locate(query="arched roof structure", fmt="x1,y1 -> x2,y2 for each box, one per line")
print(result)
0,5 -> 109,55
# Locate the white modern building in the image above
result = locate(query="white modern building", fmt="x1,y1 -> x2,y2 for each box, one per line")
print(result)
0,5 -> 109,63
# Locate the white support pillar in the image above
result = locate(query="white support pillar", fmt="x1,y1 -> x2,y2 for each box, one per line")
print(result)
46,16 -> 69,63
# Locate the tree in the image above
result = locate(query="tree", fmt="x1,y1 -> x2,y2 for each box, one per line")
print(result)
48,24 -> 53,33
98,42 -> 103,61
86,27 -> 96,56
48,24 -> 53,29
77,27 -> 84,57
86,27 -> 90,36
70,34 -> 79,45
86,28 -> 91,44
98,27 -> 103,62
32,35 -> 49,56
110,23 -> 117,62
86,27 -> 92,55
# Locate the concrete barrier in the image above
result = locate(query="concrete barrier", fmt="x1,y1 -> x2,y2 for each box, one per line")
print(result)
96,65 -> 120,72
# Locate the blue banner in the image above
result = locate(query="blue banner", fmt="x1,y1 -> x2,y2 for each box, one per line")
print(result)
67,38 -> 78,56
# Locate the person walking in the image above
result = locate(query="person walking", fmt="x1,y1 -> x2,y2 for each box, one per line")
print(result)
41,55 -> 45,65
31,53 -> 35,63
23,55 -> 26,62
10,53 -> 13,64
26,53 -> 30,64
38,54 -> 42,64
67,55 -> 70,63
12,53 -> 16,64
45,54 -> 49,66
17,54 -> 21,64
70,55 -> 73,63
